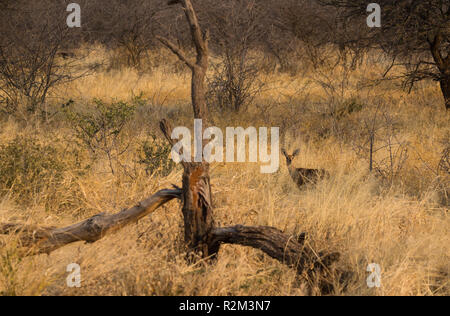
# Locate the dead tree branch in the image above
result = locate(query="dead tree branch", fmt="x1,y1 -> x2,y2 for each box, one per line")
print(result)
0,189 -> 181,255
156,36 -> 194,69
211,226 -> 340,275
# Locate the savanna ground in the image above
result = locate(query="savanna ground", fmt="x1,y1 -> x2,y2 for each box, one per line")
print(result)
0,46 -> 449,296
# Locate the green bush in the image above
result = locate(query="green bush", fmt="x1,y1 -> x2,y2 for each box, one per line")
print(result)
0,137 -> 65,204
64,99 -> 136,153
64,98 -> 136,174
139,135 -> 175,177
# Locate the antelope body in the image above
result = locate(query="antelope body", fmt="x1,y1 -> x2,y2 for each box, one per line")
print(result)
282,148 -> 329,189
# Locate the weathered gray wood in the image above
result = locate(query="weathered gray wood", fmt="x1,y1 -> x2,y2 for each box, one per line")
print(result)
0,189 -> 181,255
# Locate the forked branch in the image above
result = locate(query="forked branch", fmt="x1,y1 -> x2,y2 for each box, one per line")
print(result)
0,189 -> 182,255
168,0 -> 208,60
156,36 -> 194,70
183,0 -> 209,59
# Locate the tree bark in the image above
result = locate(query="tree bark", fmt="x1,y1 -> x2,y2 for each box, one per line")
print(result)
440,75 -> 450,110
182,163 -> 219,258
192,66 -> 209,120
428,31 -> 450,110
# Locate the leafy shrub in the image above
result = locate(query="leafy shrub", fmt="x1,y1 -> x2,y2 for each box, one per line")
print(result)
0,137 -> 65,204
139,135 -> 175,177
64,98 -> 136,174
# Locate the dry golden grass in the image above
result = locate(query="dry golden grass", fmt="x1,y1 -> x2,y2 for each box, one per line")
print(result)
0,48 -> 448,296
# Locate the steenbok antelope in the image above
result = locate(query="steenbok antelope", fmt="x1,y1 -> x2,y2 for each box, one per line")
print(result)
281,148 -> 329,189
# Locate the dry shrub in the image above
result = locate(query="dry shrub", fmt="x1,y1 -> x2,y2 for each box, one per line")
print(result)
139,135 -> 176,177
0,135 -> 89,214
0,137 -> 65,205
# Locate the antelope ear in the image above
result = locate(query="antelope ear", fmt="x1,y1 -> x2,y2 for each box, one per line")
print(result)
292,149 -> 300,157
281,148 -> 288,157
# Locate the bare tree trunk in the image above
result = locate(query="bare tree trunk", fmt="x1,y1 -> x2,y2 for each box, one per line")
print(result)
192,67 -> 209,119
158,0 -> 215,258
440,76 -> 450,110
428,31 -> 450,110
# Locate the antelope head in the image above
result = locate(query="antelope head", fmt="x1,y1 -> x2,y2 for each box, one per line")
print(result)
281,148 -> 300,167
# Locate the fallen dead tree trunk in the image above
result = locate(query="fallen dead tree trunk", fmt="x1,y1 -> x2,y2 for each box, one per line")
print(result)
211,225 -> 348,294
0,189 -> 182,255
211,226 -> 340,275
0,194 -> 338,278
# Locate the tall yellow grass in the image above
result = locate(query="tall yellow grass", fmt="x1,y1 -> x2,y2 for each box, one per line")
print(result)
0,47 -> 448,296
